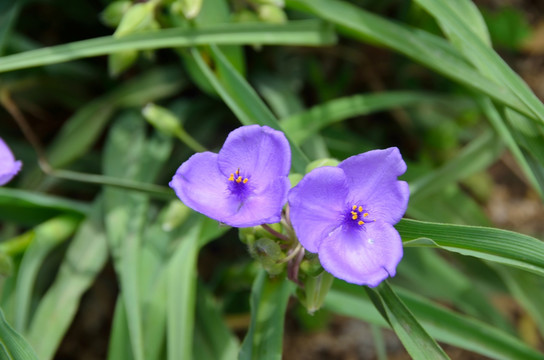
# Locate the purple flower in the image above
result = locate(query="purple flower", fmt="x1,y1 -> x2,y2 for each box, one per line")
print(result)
288,148 -> 409,287
170,125 -> 291,227
0,137 -> 22,186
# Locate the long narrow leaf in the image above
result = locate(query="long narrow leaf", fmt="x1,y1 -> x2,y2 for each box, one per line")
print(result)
285,0 -> 531,118
369,281 -> 450,359
0,308 -> 38,360
239,271 -> 295,360
0,21 -> 335,73
397,219 -> 544,276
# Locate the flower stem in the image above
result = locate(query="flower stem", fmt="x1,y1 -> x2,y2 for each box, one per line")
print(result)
261,223 -> 290,242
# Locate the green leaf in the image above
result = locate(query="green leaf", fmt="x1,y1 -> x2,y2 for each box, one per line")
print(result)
193,284 -> 239,360
327,282 -> 544,360
166,221 -> 201,360
0,21 -> 336,73
0,307 -> 39,360
479,98 -> 544,197
13,215 -> 81,332
413,0 -> 544,124
369,281 -> 450,360
397,219 -> 544,276
239,271 -> 295,360
192,45 -> 309,173
410,130 -> 503,200
284,0 -> 531,118
26,200 -> 108,360
281,92 -> 445,145
0,187 -> 89,226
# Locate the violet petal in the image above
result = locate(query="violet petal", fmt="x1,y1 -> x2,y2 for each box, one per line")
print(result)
339,147 -> 409,224
318,220 -> 403,287
217,125 -> 290,189
0,138 -> 22,186
170,152 -> 239,223
288,166 -> 348,253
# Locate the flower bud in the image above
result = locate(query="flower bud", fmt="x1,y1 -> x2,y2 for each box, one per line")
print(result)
299,271 -> 334,314
248,238 -> 285,275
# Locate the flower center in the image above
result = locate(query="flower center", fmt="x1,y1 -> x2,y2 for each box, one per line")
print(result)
346,204 -> 372,227
228,169 -> 249,184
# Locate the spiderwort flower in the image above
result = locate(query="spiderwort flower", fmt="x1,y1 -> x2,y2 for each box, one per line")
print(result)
170,125 -> 291,228
0,137 -> 22,186
288,148 -> 409,287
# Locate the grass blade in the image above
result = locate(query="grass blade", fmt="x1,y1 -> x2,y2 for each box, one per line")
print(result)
0,307 -> 38,360
25,199 -> 108,360
285,0 -> 531,118
398,219 -> 544,277
281,92 -> 446,145
0,21 -> 335,73
239,271 -> 295,360
368,281 -> 450,360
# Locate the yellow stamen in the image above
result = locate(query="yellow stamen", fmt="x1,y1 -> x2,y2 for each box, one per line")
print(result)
351,211 -> 358,220
363,213 -> 369,217
352,205 -> 357,210
358,220 -> 364,225
236,176 -> 243,183
235,169 -> 240,175
358,206 -> 363,213
228,174 -> 234,181
243,178 -> 248,184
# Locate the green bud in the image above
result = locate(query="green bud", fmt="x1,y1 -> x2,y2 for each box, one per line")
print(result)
257,4 -> 287,24
300,271 -> 334,314
288,173 -> 303,187
177,0 -> 203,19
101,1 -> 131,28
299,254 -> 323,277
142,103 -> 183,137
239,223 -> 283,244
305,158 -> 340,174
114,2 -> 157,37
248,238 -> 285,275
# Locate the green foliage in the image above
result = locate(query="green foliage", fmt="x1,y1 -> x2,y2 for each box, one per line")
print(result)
0,0 -> 543,359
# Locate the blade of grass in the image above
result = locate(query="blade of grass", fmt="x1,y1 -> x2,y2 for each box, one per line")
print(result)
398,219 -> 544,277
368,281 -> 450,360
0,307 -> 38,360
13,214 -> 81,332
409,130 -> 503,200
0,21 -> 335,73
414,0 -> 544,124
25,199 -> 108,360
285,0 -> 531,118
282,92 -> 448,145
239,270 -> 295,360
327,282 -> 544,360
0,187 -> 89,226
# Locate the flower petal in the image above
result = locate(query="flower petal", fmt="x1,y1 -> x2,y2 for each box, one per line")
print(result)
224,177 -> 290,227
318,220 -> 403,287
0,138 -> 22,186
339,147 -> 409,224
217,125 -> 291,188
288,166 -> 348,253
170,152 -> 240,223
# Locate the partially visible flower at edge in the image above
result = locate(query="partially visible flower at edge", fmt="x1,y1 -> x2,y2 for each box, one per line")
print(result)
169,125 -> 291,228
0,137 -> 22,186
288,147 -> 409,287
